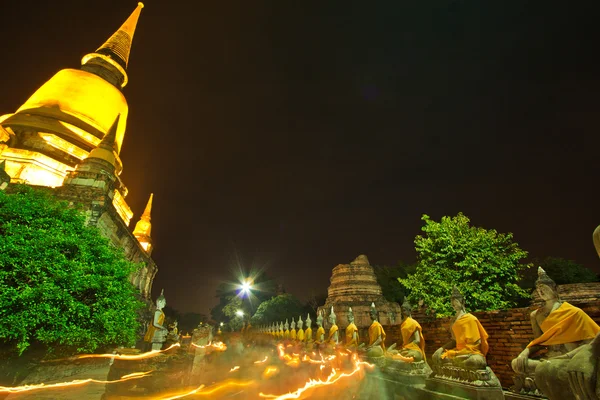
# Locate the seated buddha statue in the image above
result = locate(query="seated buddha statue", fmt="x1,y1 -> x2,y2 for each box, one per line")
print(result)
297,315 -> 305,342
290,318 -> 297,341
143,289 -> 169,351
315,311 -> 326,345
279,322 -> 284,339
345,307 -> 359,349
284,319 -> 290,340
511,267 -> 600,397
388,298 -> 425,363
432,286 -> 489,372
362,302 -> 386,358
304,314 -> 313,350
327,306 -> 339,345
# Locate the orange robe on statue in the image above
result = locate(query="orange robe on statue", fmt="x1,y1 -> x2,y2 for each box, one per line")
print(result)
346,323 -> 358,346
290,329 -> 297,340
327,325 -> 339,344
368,320 -> 386,350
144,310 -> 165,342
297,328 -> 305,342
527,302 -> 600,348
315,326 -> 325,343
441,313 -> 488,359
305,327 -> 313,342
401,317 -> 425,357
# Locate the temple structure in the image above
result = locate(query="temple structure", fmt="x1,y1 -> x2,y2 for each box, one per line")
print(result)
0,2 -> 157,299
319,255 -> 402,329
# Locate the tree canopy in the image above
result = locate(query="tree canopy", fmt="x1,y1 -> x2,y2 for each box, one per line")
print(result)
521,257 -> 598,288
399,213 -> 530,317
373,262 -> 416,304
250,294 -> 305,326
0,186 -> 144,354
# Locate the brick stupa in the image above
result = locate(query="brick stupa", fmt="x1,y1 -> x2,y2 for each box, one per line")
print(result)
318,255 -> 402,329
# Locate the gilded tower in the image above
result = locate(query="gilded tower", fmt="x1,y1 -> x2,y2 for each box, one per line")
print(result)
0,3 -> 157,299
0,2 -> 144,225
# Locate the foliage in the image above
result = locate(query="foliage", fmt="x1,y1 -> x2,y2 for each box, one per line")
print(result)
399,213 -> 531,317
222,296 -> 246,331
250,294 -> 304,326
0,186 -> 144,355
520,257 -> 598,289
305,291 -> 327,315
373,262 -> 416,303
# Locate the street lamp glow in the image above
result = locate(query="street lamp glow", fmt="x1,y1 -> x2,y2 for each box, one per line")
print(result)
220,322 -> 224,326
236,310 -> 244,317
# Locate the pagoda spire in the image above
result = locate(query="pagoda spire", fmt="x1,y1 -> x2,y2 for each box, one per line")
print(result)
133,193 -> 154,254
141,193 -> 153,220
81,2 -> 145,88
75,114 -> 121,175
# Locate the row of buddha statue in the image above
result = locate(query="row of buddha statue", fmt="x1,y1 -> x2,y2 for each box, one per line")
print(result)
250,267 -> 600,399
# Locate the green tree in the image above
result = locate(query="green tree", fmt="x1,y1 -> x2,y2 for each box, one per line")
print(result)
373,262 -> 417,303
399,213 -> 530,317
251,294 -> 304,326
520,257 -> 598,289
0,186 -> 144,355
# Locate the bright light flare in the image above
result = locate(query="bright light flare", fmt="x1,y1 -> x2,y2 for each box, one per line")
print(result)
254,356 -> 269,364
229,366 -> 240,372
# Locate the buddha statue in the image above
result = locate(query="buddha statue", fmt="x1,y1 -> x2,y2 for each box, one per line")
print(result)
327,306 -> 339,345
166,320 -> 180,345
143,289 -> 169,350
315,311 -> 326,344
297,315 -> 305,342
388,298 -> 425,362
511,267 -> 600,397
432,287 -> 488,370
279,322 -> 284,339
364,302 -> 386,358
305,314 -> 313,343
284,319 -> 290,339
430,286 -> 501,388
345,307 -> 359,348
290,317 -> 297,340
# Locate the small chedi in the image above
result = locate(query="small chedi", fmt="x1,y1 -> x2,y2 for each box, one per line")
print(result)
511,267 -> 600,399
428,286 -> 503,400
345,307 -> 359,348
385,298 -> 432,376
319,255 -> 402,330
144,289 -> 168,350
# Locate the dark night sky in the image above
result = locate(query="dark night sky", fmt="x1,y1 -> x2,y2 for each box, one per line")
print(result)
2,1 -> 599,315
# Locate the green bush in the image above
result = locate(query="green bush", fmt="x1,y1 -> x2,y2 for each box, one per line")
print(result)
0,186 -> 144,355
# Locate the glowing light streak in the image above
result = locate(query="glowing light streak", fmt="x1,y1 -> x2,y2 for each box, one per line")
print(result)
259,354 -> 374,400
229,366 -> 240,372
191,341 -> 227,351
254,356 -> 269,364
0,371 -> 152,394
44,344 -> 180,363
